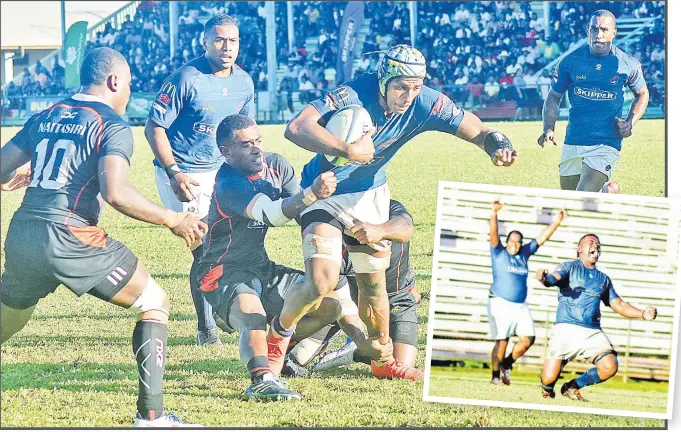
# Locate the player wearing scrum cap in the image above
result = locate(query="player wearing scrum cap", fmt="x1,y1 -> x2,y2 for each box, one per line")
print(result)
266,45 -> 518,380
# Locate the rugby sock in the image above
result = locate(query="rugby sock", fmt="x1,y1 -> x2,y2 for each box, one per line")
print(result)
492,370 -> 501,379
271,315 -> 295,338
574,367 -> 603,389
132,320 -> 167,420
501,354 -> 516,370
190,245 -> 215,332
247,356 -> 271,383
540,380 -> 555,392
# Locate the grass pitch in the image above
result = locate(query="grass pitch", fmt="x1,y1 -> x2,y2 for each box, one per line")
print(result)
0,120 -> 665,427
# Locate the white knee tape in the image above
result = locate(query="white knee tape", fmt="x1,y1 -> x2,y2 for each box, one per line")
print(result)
129,277 -> 168,315
334,283 -> 359,319
302,233 -> 343,265
348,251 -> 390,274
289,338 -> 325,366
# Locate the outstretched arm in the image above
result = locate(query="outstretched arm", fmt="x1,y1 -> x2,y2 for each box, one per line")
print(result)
537,269 -> 563,287
538,89 -> 564,147
349,213 -> 414,245
535,208 -> 568,246
610,298 -> 657,320
490,200 -> 503,248
455,111 -> 517,166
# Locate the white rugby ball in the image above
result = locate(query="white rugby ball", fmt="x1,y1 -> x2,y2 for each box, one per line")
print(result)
324,105 -> 373,166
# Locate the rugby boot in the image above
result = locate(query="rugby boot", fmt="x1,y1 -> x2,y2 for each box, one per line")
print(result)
281,356 -> 309,378
133,412 -> 203,427
267,324 -> 291,377
197,327 -> 223,346
490,377 -> 503,386
371,359 -> 424,381
313,341 -> 357,372
241,373 -> 302,401
561,382 -> 588,402
541,387 -> 556,399
500,366 -> 511,385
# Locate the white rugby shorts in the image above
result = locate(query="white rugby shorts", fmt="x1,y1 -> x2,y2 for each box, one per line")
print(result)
559,144 -> 620,180
154,166 -> 218,219
487,296 -> 536,340
301,183 -> 391,251
546,323 -> 615,362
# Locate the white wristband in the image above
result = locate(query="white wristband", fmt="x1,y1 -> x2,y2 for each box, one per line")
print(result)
302,187 -> 317,206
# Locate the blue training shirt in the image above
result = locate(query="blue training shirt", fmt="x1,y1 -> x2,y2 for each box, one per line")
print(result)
551,259 -> 620,329
552,45 -> 645,151
301,73 -> 465,195
490,239 -> 539,303
148,56 -> 255,173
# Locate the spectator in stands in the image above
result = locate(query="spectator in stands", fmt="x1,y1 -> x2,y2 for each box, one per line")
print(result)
484,76 -> 501,106
466,77 -> 484,109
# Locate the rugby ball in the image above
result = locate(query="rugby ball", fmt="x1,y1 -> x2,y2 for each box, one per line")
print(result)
324,105 -> 373,166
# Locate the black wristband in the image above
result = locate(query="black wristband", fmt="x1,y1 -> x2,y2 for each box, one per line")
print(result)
0,169 -> 17,184
164,163 -> 181,178
484,131 -> 513,158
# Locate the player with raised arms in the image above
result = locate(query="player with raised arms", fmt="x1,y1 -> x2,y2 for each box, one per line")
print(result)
488,201 -> 567,386
536,234 -> 657,401
266,44 -> 518,380
145,14 -> 255,346
0,47 -> 206,427
538,9 -> 649,192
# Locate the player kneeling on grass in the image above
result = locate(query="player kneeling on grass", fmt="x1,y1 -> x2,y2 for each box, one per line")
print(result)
488,201 -> 567,386
536,234 -> 657,401
285,200 -> 421,374
0,47 -> 206,427
196,114 -> 360,401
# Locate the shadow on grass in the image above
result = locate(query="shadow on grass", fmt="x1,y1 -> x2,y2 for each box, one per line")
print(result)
3,335 -> 215,348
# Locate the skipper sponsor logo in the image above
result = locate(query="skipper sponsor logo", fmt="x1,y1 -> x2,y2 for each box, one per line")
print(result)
507,266 -> 528,275
193,122 -> 219,136
573,86 -> 616,100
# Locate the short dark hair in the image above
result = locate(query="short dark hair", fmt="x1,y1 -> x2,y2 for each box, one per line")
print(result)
217,114 -> 256,147
80,47 -> 128,87
591,9 -> 617,26
507,230 -> 523,244
577,233 -> 600,257
204,14 -> 238,35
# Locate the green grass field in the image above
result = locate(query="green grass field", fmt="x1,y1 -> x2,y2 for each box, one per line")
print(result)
0,120 -> 666,427
428,366 -> 669,417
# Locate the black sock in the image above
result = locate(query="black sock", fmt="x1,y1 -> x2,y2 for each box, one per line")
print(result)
492,370 -> 501,379
353,351 -> 372,365
191,245 -> 215,332
501,354 -> 516,370
247,356 -> 271,383
132,320 -> 167,420
271,315 -> 295,338
540,379 -> 556,392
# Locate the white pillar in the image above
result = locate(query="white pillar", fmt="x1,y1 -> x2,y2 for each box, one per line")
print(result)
287,2 -> 294,53
544,2 -> 551,39
169,1 -> 179,58
266,1 -> 277,120
409,2 -> 418,46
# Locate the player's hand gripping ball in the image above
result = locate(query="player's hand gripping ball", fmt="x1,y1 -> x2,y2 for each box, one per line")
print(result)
324,105 -> 374,166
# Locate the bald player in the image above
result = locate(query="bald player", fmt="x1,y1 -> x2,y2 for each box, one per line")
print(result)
539,9 -> 649,192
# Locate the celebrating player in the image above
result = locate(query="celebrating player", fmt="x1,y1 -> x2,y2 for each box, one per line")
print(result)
144,14 -> 255,346
538,9 -> 649,192
266,44 -> 518,380
0,47 -> 206,427
488,201 -> 567,386
536,234 -> 658,401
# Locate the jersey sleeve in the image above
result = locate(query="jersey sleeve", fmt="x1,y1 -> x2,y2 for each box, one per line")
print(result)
271,153 -> 302,198
239,77 -> 256,120
553,261 -> 572,283
389,200 -> 411,219
99,121 -> 134,164
490,242 -> 504,255
522,239 -> 540,258
214,174 -> 259,218
423,92 -> 465,135
310,83 -> 362,120
602,276 -> 620,307
148,70 -> 194,129
625,58 -> 646,93
551,60 -> 571,94
8,112 -> 43,156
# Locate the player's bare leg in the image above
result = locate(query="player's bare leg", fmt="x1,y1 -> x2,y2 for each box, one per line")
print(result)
499,336 -> 535,385
576,165 -> 609,192
490,339 -> 508,384
268,222 -> 342,376
0,303 -> 36,344
561,352 -> 617,402
540,358 -> 564,398
393,343 -> 417,368
559,175 -> 581,191
293,297 -> 342,340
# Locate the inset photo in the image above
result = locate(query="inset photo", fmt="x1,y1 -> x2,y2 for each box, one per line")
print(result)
424,182 -> 681,419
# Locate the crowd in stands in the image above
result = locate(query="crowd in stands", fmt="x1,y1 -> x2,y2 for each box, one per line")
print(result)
3,1 -> 666,118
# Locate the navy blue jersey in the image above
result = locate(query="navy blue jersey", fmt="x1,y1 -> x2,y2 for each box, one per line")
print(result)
9,93 -> 133,227
552,45 -> 645,150
551,259 -> 620,329
490,240 -> 539,303
149,56 -> 255,172
197,153 -> 301,300
301,73 -> 465,195
343,200 -> 415,294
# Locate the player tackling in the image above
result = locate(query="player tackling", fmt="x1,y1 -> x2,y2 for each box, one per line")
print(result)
488,201 -> 567,386
538,9 -> 649,192
267,44 -> 518,380
537,234 -> 657,401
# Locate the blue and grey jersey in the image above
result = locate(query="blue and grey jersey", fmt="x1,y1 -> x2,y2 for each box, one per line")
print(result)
148,56 -> 255,173
301,73 -> 465,195
552,45 -> 645,150
551,259 -> 620,329
490,240 -> 539,303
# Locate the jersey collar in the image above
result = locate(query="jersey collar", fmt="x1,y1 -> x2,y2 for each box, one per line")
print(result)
71,93 -> 108,104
